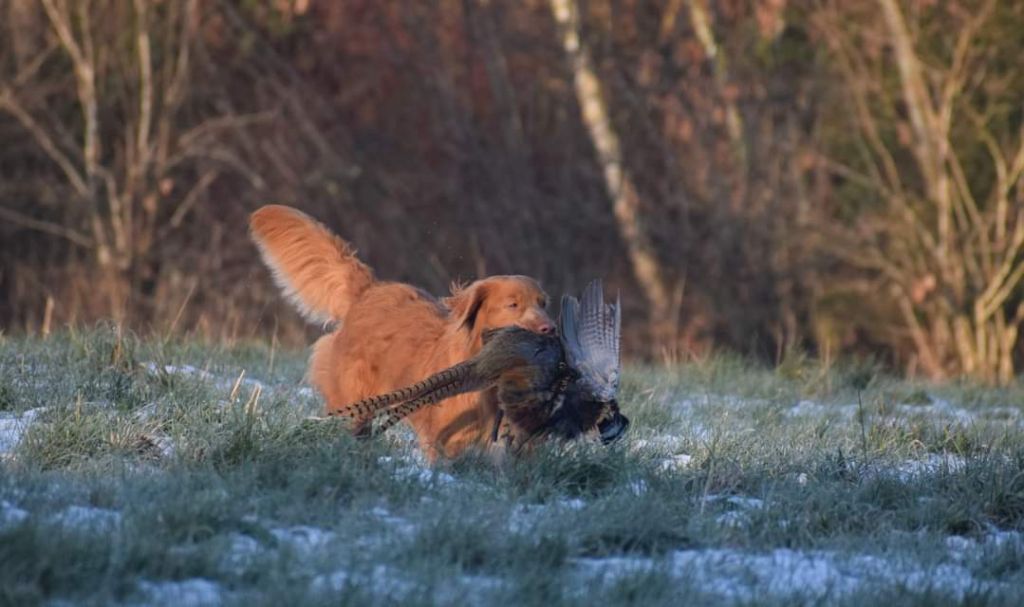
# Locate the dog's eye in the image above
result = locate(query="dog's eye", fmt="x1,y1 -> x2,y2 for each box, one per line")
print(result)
506,301 -> 519,309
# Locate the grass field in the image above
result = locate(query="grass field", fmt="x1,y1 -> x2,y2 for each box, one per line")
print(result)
1,326 -> 1023,606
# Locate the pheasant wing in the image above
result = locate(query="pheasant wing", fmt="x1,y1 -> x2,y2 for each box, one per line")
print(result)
559,279 -> 620,402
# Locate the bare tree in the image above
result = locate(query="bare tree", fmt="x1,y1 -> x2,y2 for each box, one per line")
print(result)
816,0 -> 1024,383
0,0 -> 269,320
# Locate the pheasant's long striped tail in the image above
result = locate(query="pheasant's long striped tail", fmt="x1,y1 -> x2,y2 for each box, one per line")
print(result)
373,374 -> 482,434
330,361 -> 487,433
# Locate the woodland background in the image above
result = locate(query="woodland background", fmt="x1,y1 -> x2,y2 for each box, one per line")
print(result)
0,0 -> 1022,383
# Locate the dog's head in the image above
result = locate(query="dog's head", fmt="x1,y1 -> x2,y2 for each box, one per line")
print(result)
445,276 -> 555,339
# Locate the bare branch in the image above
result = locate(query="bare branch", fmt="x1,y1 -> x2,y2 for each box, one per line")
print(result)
41,0 -> 100,195
0,206 -> 92,248
0,88 -> 89,197
977,210 -> 1024,320
878,0 -> 951,263
167,170 -> 219,230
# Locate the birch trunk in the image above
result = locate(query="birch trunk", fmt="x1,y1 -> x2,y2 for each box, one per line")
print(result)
548,0 -> 674,348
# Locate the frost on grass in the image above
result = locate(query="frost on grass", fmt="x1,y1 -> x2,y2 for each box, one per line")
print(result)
657,453 -> 694,471
507,497 -> 587,535
785,399 -> 857,420
880,453 -> 967,481
310,565 -> 417,601
178,519 -> 340,577
310,566 -> 506,606
2,359 -> 318,462
141,362 -> 265,394
577,546 -> 1005,603
945,529 -> 1024,561
135,578 -> 223,607
140,361 -> 318,404
0,407 -> 46,458
0,499 -> 29,529
51,505 -> 122,533
4,340 -> 1023,604
368,505 -> 419,540
704,495 -> 765,530
271,525 -> 337,554
631,434 -> 694,473
218,533 -> 264,575
674,389 -> 1021,429
378,454 -> 458,487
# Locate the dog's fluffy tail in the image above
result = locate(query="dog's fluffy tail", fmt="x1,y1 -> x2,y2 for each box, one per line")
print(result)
249,205 -> 375,324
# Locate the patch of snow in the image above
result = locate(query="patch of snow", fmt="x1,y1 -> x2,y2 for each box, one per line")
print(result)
220,533 -> 264,574
379,455 -> 459,487
406,467 -> 458,486
369,506 -> 419,539
715,510 -> 753,529
782,393 -> 1022,429
672,389 -> 1021,432
704,495 -> 765,530
574,555 -> 652,581
310,570 -> 352,594
150,434 -> 176,459
0,407 -> 47,457
631,434 -> 685,453
271,525 -> 336,554
141,362 -> 266,395
896,397 -> 977,425
879,453 -> 967,481
310,565 -> 417,600
132,402 -> 161,422
946,529 -> 1024,563
126,419 -> 176,459
51,505 -> 122,532
705,495 -> 765,510
434,574 -> 509,606
985,529 -> 1024,548
658,453 -> 695,471
136,578 -> 222,607
178,523 -> 338,577
578,547 -> 1001,602
507,504 -> 548,535
508,498 -> 587,535
688,422 -> 714,442
562,497 -> 587,510
975,406 -> 1023,422
142,362 -> 214,382
674,394 -> 771,413
628,479 -> 649,496
786,400 -> 857,420
945,535 -> 974,555
0,500 -> 29,528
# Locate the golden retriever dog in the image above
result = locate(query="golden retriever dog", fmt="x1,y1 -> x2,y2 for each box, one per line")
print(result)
249,205 -> 554,459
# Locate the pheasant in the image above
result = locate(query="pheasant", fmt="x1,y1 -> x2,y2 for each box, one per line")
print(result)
331,280 -> 628,450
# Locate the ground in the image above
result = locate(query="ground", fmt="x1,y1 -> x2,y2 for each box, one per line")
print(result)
1,327 -> 1022,606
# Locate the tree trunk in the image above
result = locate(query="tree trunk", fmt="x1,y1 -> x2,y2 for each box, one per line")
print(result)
548,0 -> 674,350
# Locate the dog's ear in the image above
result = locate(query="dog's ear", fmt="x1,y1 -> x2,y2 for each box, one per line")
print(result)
445,281 -> 489,331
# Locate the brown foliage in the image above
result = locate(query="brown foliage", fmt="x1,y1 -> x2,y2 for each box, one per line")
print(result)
0,0 -> 1021,381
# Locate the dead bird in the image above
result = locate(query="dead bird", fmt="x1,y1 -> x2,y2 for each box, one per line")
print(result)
332,280 -> 629,449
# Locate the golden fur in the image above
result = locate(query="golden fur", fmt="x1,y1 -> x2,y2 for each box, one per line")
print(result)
249,204 -> 554,459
